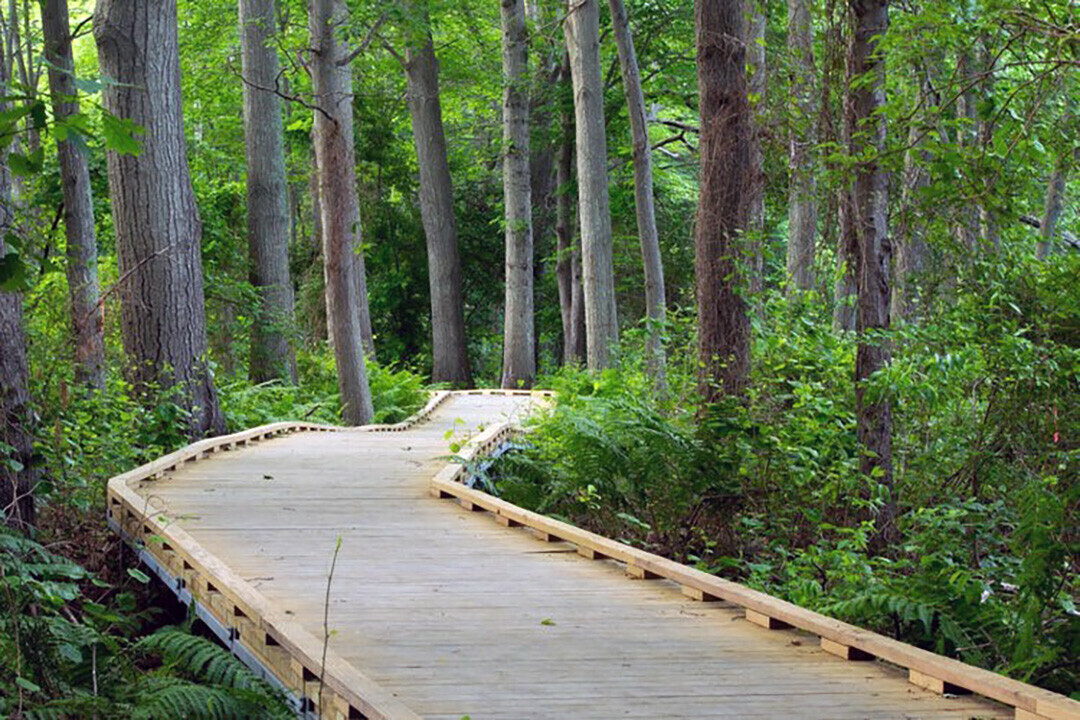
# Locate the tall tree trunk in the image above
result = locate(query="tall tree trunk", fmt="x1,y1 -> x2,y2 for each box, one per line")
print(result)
953,48 -> 979,254
609,0 -> 667,394
832,32 -> 857,332
849,0 -> 895,546
1037,152 -> 1071,260
695,0 -> 751,402
892,65 -> 935,320
240,0 -> 296,384
308,0 -> 374,425
403,2 -> 471,387
500,0 -> 535,388
787,0 -> 818,292
564,0 -> 618,371
976,38 -> 998,250
43,0 -> 105,390
555,57 -> 585,365
746,4 -> 766,303
95,0 -> 225,437
0,57 -> 34,528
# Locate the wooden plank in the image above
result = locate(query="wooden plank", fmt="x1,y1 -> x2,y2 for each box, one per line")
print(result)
746,608 -> 792,630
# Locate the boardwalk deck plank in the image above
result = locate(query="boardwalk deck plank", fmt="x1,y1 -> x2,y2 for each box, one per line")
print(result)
116,394 -> 1020,719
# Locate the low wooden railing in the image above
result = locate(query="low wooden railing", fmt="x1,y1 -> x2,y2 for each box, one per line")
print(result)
432,418 -> 1080,720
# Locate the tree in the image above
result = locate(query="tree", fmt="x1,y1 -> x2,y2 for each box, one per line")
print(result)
564,0 -> 618,371
402,0 -> 472,387
307,0 -> 374,425
554,55 -> 585,365
95,0 -> 225,437
1037,146 -> 1074,260
500,0 -> 535,389
43,0 -> 106,390
746,3 -> 766,302
694,0 -> 751,402
609,0 -> 667,393
787,0 -> 817,292
0,42 -> 34,527
848,0 -> 895,545
240,0 -> 296,384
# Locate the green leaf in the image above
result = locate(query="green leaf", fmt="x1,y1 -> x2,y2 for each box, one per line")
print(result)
0,251 -> 30,291
102,112 -> 144,155
127,567 -> 151,584
15,676 -> 41,693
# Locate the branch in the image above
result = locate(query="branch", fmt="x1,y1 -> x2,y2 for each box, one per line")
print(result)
337,11 -> 389,67
1019,214 -> 1080,250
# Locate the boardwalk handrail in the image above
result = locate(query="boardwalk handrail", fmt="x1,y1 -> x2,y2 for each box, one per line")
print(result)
432,420 -> 1080,720
106,390 -> 548,719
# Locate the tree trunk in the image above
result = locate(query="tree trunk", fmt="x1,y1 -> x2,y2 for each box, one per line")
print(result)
43,0 -> 106,390
94,0 -> 225,437
609,0 -> 667,394
308,0 -> 374,425
694,0 -> 752,402
746,4 -> 766,304
849,0 -> 895,546
832,33 -> 857,332
403,1 -> 471,387
0,62 -> 34,528
1037,153 -> 1070,260
555,57 -> 585,366
892,65 -> 935,320
240,0 -> 296,384
787,0 -> 818,292
564,0 -> 618,371
499,0 -> 535,389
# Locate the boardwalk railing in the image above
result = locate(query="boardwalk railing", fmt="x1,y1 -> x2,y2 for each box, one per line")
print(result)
108,389 -> 1080,720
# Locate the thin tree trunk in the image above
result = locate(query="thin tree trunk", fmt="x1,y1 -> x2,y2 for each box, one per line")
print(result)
0,53 -> 34,528
695,0 -> 751,403
1038,153 -> 1070,260
564,0 -> 618,371
849,0 -> 895,547
953,49 -> 978,254
95,0 -> 225,437
787,0 -> 818,292
746,4 -> 766,303
555,56 -> 585,365
892,65 -> 935,320
832,32 -> 857,332
609,0 -> 667,394
500,0 -> 535,388
308,0 -> 374,425
240,0 -> 296,384
976,37 -> 998,250
403,1 -> 471,387
43,0 -> 105,390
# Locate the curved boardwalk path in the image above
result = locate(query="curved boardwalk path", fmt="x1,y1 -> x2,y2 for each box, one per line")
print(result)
108,392 -> 1077,720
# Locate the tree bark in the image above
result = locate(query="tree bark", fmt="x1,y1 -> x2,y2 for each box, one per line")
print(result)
892,65 -> 935,320
308,0 -> 374,425
694,0 -> 752,402
609,0 -> 667,394
499,0 -> 535,388
95,0 -> 225,437
849,0 -> 895,546
240,0 -> 296,384
564,0 -> 618,371
0,60 -> 34,528
746,4 -> 766,303
555,57 -> 586,365
403,1 -> 471,387
43,0 -> 106,390
832,33 -> 857,332
787,0 -> 818,292
1037,154 -> 1070,260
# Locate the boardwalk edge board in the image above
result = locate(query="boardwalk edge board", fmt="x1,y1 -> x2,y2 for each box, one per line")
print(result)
431,418 -> 1080,720
105,390 -> 548,720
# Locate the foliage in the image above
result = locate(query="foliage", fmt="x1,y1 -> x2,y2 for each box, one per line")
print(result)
0,524 -> 291,719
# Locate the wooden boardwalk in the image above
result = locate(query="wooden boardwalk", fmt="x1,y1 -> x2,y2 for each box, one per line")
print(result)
108,391 -> 1080,720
